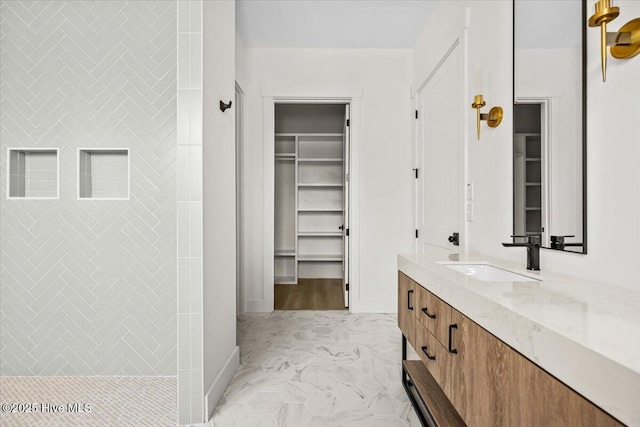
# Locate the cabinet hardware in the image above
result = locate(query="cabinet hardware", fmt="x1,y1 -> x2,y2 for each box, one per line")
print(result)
421,307 -> 437,319
448,323 -> 458,354
421,345 -> 436,360
413,168 -> 419,179
408,290 -> 414,310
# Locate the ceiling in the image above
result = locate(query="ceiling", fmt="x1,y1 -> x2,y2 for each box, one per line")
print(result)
236,0 -> 438,49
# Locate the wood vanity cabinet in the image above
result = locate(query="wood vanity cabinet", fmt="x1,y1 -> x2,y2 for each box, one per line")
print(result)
398,272 -> 416,349
398,273 -> 624,427
415,285 -> 451,346
448,308 -> 511,426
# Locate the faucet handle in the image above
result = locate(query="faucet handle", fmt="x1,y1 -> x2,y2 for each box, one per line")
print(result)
510,235 -> 541,245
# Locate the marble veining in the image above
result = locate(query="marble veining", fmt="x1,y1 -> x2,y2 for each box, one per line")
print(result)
399,253 -> 640,427
210,311 -> 421,427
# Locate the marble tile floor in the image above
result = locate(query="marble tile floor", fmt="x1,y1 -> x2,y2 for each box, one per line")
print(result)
209,311 -> 421,427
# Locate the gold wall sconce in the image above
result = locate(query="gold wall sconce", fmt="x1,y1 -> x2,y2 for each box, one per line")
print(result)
588,0 -> 640,82
471,94 -> 503,141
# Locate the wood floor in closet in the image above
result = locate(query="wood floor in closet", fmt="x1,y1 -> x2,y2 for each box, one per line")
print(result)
274,278 -> 346,310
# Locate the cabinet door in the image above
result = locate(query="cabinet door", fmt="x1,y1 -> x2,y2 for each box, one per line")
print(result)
398,272 -> 416,348
449,308 -> 512,426
415,323 -> 451,396
510,350 -> 623,427
415,285 -> 451,346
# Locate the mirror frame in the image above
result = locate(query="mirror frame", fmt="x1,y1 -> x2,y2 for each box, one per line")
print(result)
512,0 -> 588,254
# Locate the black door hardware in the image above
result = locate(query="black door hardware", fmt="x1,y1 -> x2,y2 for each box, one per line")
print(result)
220,100 -> 232,112
407,290 -> 414,310
421,346 -> 436,360
448,323 -> 458,354
448,232 -> 459,246
421,307 -> 436,319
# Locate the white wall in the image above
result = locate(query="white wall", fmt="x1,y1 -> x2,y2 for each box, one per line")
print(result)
413,1 -> 640,290
239,47 -> 414,312
202,0 -> 239,421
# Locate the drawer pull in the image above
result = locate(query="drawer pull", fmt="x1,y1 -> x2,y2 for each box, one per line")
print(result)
421,345 -> 436,360
421,307 -> 437,319
449,323 -> 458,354
408,290 -> 414,310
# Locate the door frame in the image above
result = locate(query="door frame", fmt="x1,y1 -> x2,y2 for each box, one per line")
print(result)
412,31 -> 469,255
262,94 -> 362,313
235,82 -> 245,317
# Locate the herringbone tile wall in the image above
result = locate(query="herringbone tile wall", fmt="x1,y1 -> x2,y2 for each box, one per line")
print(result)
0,0 -> 177,376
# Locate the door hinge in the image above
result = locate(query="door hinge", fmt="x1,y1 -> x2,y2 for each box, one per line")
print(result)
346,228 -> 349,237
415,229 -> 419,238
346,283 -> 349,291
345,173 -> 349,182
346,119 -> 350,126
413,168 -> 419,179
415,110 -> 419,119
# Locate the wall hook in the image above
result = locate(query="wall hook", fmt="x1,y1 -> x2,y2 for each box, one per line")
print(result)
471,94 -> 503,141
220,100 -> 232,112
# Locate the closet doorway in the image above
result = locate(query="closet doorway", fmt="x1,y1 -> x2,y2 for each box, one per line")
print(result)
273,103 -> 350,310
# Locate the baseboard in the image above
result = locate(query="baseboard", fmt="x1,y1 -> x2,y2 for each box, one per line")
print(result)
204,346 -> 239,420
245,299 -> 271,313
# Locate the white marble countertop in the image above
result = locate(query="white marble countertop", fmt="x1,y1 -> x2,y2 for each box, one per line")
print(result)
397,253 -> 640,427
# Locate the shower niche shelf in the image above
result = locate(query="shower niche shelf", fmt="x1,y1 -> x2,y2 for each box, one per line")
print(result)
78,149 -> 130,200
7,148 -> 59,199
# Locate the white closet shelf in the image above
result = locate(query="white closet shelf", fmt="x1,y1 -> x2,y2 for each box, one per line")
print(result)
276,153 -> 295,158
275,250 -> 295,257
298,254 -> 343,262
298,208 -> 344,212
525,207 -> 541,211
297,183 -> 343,187
526,183 -> 542,186
298,232 -> 343,237
276,133 -> 343,137
297,158 -> 343,163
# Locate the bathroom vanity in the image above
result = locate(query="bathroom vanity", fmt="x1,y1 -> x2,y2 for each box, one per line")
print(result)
398,254 -> 639,427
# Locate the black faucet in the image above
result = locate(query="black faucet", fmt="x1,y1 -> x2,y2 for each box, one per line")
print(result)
502,235 -> 541,271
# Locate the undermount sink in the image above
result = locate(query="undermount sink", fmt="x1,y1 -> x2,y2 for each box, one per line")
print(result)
440,263 -> 540,282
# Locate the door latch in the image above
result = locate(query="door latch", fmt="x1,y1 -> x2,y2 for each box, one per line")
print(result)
448,232 -> 459,246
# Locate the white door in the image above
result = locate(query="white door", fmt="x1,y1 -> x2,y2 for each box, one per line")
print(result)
416,44 -> 462,256
342,104 -> 350,307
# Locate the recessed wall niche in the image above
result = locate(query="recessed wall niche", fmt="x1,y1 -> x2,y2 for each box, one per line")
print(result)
7,148 -> 59,199
78,149 -> 129,200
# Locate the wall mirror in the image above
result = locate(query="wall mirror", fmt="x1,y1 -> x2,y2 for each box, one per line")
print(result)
513,0 -> 587,254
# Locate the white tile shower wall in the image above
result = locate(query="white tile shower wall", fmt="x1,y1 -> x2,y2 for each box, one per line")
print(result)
0,1 -> 177,375
176,0 -> 204,423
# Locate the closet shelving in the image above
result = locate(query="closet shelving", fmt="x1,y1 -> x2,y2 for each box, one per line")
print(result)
514,131 -> 543,236
274,132 -> 345,284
